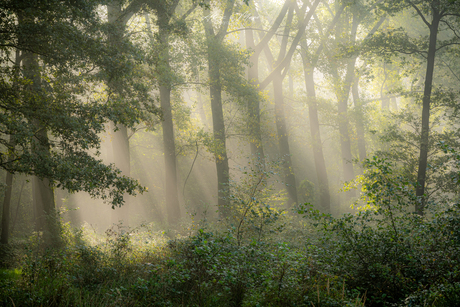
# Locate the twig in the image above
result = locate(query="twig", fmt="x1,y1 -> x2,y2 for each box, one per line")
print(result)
183,141 -> 199,199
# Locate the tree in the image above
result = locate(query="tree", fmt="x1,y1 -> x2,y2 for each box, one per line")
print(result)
257,0 -> 321,207
369,0 -> 460,214
244,0 -> 291,167
298,1 -> 345,212
145,0 -> 198,225
0,0 -> 152,245
202,0 -> 236,215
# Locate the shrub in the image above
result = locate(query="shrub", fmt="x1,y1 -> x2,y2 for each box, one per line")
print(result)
299,157 -> 460,306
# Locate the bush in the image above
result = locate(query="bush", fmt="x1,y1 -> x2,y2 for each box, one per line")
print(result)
299,157 -> 460,306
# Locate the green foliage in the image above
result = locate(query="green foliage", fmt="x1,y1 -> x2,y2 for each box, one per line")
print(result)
299,157 -> 460,306
0,221 -> 364,307
0,0 -> 155,207
224,159 -> 287,245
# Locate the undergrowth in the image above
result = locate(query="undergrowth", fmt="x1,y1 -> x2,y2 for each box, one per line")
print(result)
2,158 -> 460,306
0,220 -> 363,307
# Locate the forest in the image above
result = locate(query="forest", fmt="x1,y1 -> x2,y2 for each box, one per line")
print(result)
1,0 -> 460,306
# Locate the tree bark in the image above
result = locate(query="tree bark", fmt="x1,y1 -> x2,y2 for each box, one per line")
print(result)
22,49 -> 58,245
302,60 -> 331,213
245,28 -> 266,168
273,70 -> 298,206
294,3 -> 346,212
270,6 -> 298,206
1,50 -> 20,246
330,13 -> 359,199
415,6 -> 440,215
208,49 -> 231,215
203,0 -> 235,216
352,78 -> 367,164
111,123 -> 130,225
156,8 -> 181,224
1,151 -> 14,245
108,1 -> 132,225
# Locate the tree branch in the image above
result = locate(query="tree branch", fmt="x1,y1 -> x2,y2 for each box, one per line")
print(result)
253,0 -> 291,56
407,0 -> 431,28
179,3 -> 198,21
259,0 -> 322,89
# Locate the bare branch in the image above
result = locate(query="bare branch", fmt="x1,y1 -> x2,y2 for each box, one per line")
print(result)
407,0 -> 431,28
216,0 -> 236,40
253,0 -> 290,55
440,19 -> 460,40
179,3 -> 198,21
436,41 -> 460,51
259,0 -> 322,89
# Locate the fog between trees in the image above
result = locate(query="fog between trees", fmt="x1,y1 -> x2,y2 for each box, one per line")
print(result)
4,1 -> 460,306
2,0 -> 460,243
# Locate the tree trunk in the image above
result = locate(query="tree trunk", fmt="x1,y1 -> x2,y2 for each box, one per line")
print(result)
111,123 -> 130,225
156,12 -> 181,225
108,2 -> 131,225
331,14 -> 360,199
23,50 -> 58,246
208,48 -> 230,215
246,28 -> 266,168
1,157 -> 14,245
352,78 -> 367,164
1,50 -> 21,246
160,83 -> 180,224
415,8 -> 440,215
294,3 -> 346,212
202,0 -> 235,216
302,61 -> 331,213
32,175 -> 57,245
336,60 -> 356,196
273,70 -> 298,206
270,6 -> 298,207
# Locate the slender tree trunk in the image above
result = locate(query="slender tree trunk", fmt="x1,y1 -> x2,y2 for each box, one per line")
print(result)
10,180 -> 25,236
1,50 -> 21,246
160,83 -> 180,224
269,6 -> 298,207
302,61 -> 331,213
108,2 -> 131,225
156,12 -> 181,224
246,28 -> 265,168
293,3 -> 346,212
415,9 -> 440,215
352,78 -> 367,164
202,0 -> 235,216
111,123 -> 130,225
1,148 -> 14,245
330,13 -> 360,199
208,48 -> 230,215
273,70 -> 298,206
336,61 -> 355,193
